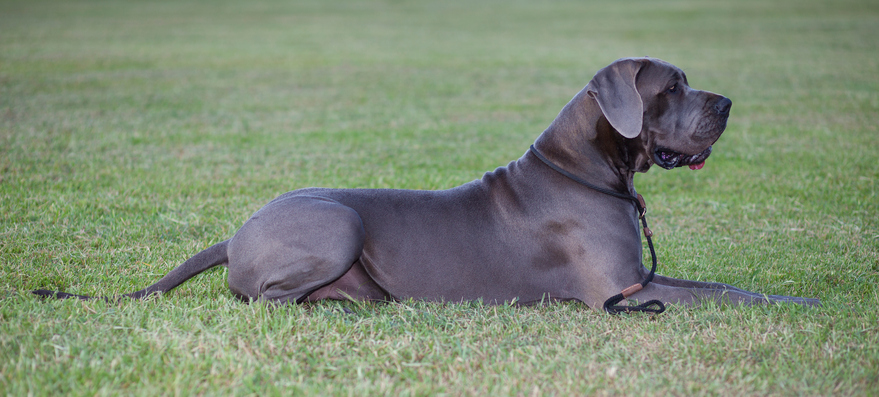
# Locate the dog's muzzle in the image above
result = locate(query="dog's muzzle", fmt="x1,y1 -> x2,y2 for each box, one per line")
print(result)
654,146 -> 713,170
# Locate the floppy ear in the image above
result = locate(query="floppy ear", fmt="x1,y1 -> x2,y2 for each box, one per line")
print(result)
586,59 -> 645,139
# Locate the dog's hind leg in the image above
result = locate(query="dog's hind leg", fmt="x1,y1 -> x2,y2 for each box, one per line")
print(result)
225,195 -> 365,304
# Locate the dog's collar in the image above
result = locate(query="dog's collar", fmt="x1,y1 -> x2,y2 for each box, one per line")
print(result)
528,145 -> 641,208
528,145 -> 666,315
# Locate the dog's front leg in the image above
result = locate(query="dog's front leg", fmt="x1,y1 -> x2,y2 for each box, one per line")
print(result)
631,274 -> 821,307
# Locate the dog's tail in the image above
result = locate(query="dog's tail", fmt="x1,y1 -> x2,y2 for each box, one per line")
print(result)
33,240 -> 230,301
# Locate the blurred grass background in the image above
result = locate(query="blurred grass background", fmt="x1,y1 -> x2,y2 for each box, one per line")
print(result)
1,0 -> 877,395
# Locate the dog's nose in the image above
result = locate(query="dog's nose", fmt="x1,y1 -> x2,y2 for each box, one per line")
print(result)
714,97 -> 732,115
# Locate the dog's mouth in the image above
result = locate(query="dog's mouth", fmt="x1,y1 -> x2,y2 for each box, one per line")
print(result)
654,146 -> 712,170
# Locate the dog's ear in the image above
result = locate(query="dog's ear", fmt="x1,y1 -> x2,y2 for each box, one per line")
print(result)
587,58 -> 645,139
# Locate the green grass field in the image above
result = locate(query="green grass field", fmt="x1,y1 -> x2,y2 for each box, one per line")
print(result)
2,0 -> 877,395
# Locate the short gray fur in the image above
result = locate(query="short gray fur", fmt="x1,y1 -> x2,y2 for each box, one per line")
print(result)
34,58 -> 820,310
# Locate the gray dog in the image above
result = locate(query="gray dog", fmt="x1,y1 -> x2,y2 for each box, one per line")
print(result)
35,57 -> 819,311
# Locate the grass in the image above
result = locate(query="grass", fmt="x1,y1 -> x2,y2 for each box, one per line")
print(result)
1,0 -> 877,395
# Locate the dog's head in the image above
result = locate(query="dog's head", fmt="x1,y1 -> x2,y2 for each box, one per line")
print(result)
587,57 -> 731,171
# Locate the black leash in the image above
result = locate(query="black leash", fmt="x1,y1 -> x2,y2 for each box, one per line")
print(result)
529,145 -> 666,315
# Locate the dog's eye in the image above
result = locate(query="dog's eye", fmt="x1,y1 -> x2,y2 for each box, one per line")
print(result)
667,84 -> 678,94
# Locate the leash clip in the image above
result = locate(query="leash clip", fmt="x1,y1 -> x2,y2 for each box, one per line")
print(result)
636,194 -> 647,219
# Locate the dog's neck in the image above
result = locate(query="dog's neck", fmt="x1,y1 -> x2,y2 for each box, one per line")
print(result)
532,87 -> 650,196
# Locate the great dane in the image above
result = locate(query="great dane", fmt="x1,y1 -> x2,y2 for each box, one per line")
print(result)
35,57 -> 820,311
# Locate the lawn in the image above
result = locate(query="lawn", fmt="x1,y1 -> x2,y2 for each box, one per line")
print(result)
1,0 -> 877,395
